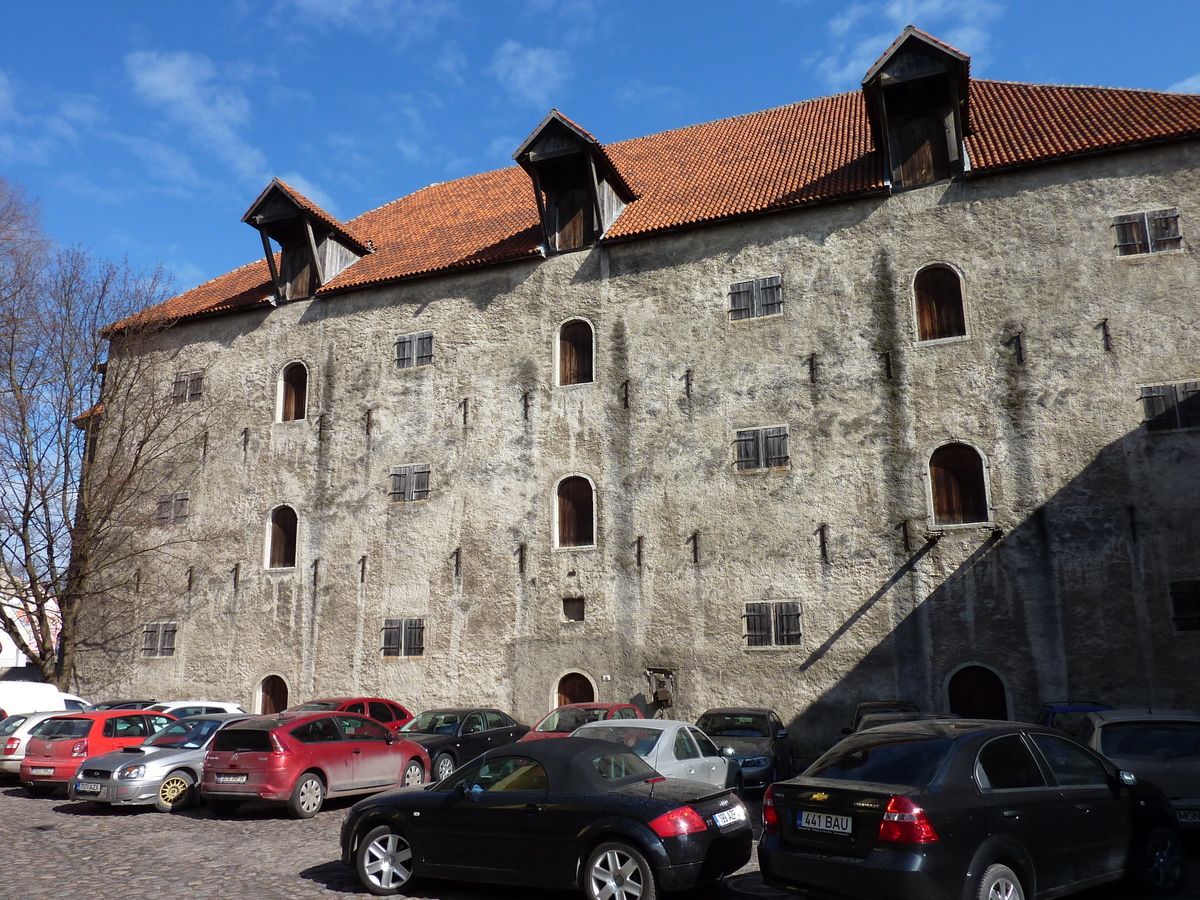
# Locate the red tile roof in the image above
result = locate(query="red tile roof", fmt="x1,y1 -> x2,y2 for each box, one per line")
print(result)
130,78 -> 1200,328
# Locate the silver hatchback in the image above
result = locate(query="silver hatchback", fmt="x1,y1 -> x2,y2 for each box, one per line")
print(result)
68,713 -> 251,811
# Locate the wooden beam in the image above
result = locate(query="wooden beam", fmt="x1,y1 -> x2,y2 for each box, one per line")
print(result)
260,231 -> 283,304
304,218 -> 325,286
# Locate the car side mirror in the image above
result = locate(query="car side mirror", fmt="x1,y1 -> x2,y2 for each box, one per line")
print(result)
776,729 -> 788,739
454,782 -> 467,798
722,746 -> 735,757
385,732 -> 395,744
1118,770 -> 1137,787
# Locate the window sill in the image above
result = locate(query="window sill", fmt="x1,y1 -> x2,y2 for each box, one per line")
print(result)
553,544 -> 597,553
928,521 -> 995,535
728,312 -> 785,324
743,645 -> 802,652
735,466 -> 790,474
555,380 -> 596,390
914,333 -> 970,348
265,565 -> 297,573
1115,248 -> 1186,262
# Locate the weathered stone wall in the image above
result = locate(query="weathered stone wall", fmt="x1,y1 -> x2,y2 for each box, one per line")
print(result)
76,141 -> 1200,759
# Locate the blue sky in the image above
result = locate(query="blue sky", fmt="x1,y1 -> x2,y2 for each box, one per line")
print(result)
2,1 -> 1198,295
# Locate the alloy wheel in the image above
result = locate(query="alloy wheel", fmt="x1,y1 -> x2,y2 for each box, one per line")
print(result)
362,830 -> 413,891
589,846 -> 646,900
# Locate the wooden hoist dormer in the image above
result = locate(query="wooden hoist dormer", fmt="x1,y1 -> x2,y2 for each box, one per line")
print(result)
862,26 -> 972,190
514,111 -> 635,254
242,179 -> 371,303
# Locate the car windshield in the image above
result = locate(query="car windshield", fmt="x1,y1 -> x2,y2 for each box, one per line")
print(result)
536,707 -> 609,733
1100,722 -> 1200,760
37,718 -> 93,739
592,751 -> 656,781
696,713 -> 770,737
292,701 -> 340,712
808,737 -> 954,788
211,729 -> 273,753
0,715 -> 27,736
402,712 -> 462,734
579,725 -> 663,757
147,718 -> 223,749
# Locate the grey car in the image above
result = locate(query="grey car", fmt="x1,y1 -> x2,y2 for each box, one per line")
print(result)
68,713 -> 252,811
695,707 -> 791,789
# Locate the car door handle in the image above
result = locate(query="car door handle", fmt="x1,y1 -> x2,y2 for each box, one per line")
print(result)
523,804 -> 542,815
1002,809 -> 1020,819
1075,803 -> 1092,813
353,749 -> 362,755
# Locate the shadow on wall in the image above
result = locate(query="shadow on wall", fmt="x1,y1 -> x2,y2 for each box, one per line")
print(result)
786,419 -> 1200,762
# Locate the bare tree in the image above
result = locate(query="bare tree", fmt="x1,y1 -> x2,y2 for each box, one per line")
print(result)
0,177 -> 206,689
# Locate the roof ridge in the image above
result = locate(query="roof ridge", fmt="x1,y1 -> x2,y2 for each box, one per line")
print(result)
975,77 -> 1200,96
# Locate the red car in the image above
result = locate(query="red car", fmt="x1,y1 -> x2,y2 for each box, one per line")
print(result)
286,696 -> 414,731
20,710 -> 177,795
201,711 -> 430,818
518,702 -> 642,741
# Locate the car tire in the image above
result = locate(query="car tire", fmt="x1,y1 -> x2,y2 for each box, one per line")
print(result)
584,840 -> 658,900
734,773 -> 744,799
287,772 -> 325,819
206,798 -> 241,817
401,759 -> 424,787
154,770 -> 196,812
433,753 -> 456,782
1131,826 -> 1186,895
356,823 -> 418,896
975,863 -> 1024,900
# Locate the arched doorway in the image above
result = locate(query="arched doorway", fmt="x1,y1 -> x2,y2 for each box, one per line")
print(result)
556,672 -> 594,706
947,665 -> 1007,720
260,675 -> 289,714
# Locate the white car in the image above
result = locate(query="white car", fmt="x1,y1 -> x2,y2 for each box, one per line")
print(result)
0,710 -> 64,775
145,701 -> 245,718
573,718 -> 742,792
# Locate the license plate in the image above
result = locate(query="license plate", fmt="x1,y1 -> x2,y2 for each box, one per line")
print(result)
30,767 -> 54,776
75,782 -> 102,793
799,809 -> 852,835
1177,809 -> 1200,823
216,773 -> 247,784
713,806 -> 747,827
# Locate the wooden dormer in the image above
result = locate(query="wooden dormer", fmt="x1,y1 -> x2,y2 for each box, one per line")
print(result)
242,179 -> 370,302
862,27 -> 971,190
514,111 -> 635,254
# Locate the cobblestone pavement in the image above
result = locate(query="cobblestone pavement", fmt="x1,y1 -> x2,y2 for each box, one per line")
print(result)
3,783 -> 1197,900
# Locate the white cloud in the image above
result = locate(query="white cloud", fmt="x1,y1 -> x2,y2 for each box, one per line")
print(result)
125,50 -> 269,184
282,0 -> 458,47
488,41 -> 570,108
115,135 -> 203,188
1168,73 -> 1200,94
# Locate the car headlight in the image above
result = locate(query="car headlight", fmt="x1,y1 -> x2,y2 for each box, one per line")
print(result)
740,757 -> 771,768
117,764 -> 146,780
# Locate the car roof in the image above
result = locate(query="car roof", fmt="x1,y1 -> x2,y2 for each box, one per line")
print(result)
554,702 -> 633,709
576,718 -> 680,729
838,718 -> 1041,742
477,736 -> 654,792
175,712 -> 254,723
416,708 -> 499,716
1086,708 -> 1200,724
698,707 -> 775,716
48,710 -> 169,721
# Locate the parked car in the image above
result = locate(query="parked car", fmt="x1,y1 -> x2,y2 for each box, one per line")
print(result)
340,736 -> 752,898
60,693 -> 89,711
288,697 -> 414,731
519,702 -> 642,741
85,699 -> 159,711
1076,708 -> 1200,829
67,712 -> 253,811
841,700 -> 919,734
1037,700 -> 1114,736
573,718 -> 742,792
759,719 -> 1186,899
399,708 -> 529,781
695,707 -> 791,789
854,711 -> 961,731
19,710 -> 177,795
201,711 -> 430,818
0,681 -> 66,718
1,710 -> 64,777
146,700 -> 245,718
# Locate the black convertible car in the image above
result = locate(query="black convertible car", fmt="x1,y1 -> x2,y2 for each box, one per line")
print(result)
398,707 -> 529,781
341,737 -> 752,898
759,719 -> 1186,900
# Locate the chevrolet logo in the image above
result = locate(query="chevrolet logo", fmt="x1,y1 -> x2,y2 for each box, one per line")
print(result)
811,792 -> 829,801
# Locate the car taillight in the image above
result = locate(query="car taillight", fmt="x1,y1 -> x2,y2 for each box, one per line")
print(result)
270,733 -> 290,757
648,805 -> 708,837
4,737 -> 19,755
71,739 -> 89,757
762,784 -> 780,834
877,795 -> 938,843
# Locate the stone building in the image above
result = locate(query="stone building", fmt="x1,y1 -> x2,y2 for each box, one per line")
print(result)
78,28 -> 1200,758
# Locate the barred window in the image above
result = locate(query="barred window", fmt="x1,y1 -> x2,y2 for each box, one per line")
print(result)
389,464 -> 431,502
1140,381 -> 1200,432
382,618 -> 425,657
743,601 -> 802,648
155,493 -> 189,526
1170,582 -> 1200,632
172,372 -> 203,403
396,331 -> 434,369
729,275 -> 783,321
1113,209 -> 1182,256
735,426 -> 789,471
142,622 -> 177,657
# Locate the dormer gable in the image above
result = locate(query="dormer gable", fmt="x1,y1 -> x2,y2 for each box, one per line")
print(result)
862,26 -> 971,189
242,179 -> 371,303
513,110 -> 635,254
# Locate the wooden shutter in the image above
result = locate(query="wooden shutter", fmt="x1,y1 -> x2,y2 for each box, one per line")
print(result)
897,116 -> 949,187
930,444 -> 988,525
270,507 -> 297,567
411,464 -> 430,500
173,493 -> 188,524
405,618 -> 425,656
1149,209 -> 1182,252
1113,213 -> 1149,255
774,602 -> 802,645
1177,382 -> 1200,429
141,624 -> 159,656
390,467 -> 408,501
729,281 -> 754,320
560,321 -> 593,384
915,267 -> 965,341
558,477 -> 594,546
735,429 -> 762,470
556,188 -> 588,250
187,373 -> 203,401
744,602 -> 771,647
160,623 -> 176,656
282,364 -> 307,420
156,499 -> 173,524
757,276 -> 783,316
382,619 -> 402,656
416,332 -> 434,366
764,428 -> 789,468
172,375 -> 188,403
396,335 -> 413,368
1141,385 -> 1179,431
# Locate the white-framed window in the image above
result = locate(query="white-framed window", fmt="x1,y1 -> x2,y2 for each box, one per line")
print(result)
279,362 -> 308,421
743,601 -> 801,648
382,618 -> 425,656
155,493 -> 189,525
929,442 -> 990,526
171,372 -> 203,403
735,426 -> 789,471
142,622 -> 177,658
389,465 -> 431,502
1113,208 -> 1182,256
729,275 -> 782,320
555,475 -> 596,548
557,319 -> 594,385
396,331 -> 434,368
268,505 -> 298,568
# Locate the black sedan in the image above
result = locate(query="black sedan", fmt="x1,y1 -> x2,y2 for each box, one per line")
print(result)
398,708 -> 529,781
341,737 -> 752,898
759,719 -> 1186,900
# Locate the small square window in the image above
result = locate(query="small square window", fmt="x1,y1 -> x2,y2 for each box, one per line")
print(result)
1113,209 -> 1182,256
1170,582 -> 1200,632
729,276 -> 783,320
735,426 -> 789,471
142,622 -> 177,657
155,493 -> 189,525
563,597 -> 586,621
396,331 -> 434,368
1140,381 -> 1200,433
389,465 -> 431,502
743,601 -> 801,648
382,618 -> 425,656
172,372 -> 203,403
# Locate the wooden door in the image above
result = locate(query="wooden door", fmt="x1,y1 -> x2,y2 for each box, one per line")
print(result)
260,675 -> 288,714
556,672 -> 594,706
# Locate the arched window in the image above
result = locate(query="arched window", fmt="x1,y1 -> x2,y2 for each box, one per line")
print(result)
897,115 -> 950,187
280,363 -> 308,421
558,320 -> 594,385
556,476 -> 595,547
914,266 -> 966,341
929,443 -> 988,525
268,506 -> 298,567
